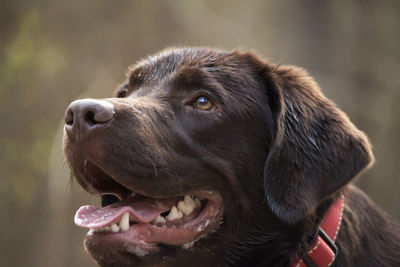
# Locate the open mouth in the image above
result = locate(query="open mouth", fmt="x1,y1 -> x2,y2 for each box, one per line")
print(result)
74,160 -> 224,256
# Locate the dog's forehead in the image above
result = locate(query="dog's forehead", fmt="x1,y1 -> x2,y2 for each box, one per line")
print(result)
117,48 -> 268,116
127,48 -> 233,88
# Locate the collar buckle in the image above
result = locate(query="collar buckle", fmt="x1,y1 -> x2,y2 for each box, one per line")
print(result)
300,227 -> 338,267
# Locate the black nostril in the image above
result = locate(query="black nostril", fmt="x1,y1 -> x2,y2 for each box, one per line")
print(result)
65,109 -> 74,125
84,111 -> 96,126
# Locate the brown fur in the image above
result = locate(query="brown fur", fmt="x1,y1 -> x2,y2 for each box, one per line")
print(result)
63,47 -> 400,266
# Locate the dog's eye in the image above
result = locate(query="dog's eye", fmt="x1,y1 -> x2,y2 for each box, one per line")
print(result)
117,88 -> 129,98
193,96 -> 213,110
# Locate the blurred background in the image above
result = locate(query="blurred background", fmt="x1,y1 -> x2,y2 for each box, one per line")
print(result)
0,0 -> 399,266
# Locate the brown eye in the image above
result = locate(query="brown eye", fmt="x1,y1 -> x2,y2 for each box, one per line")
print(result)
193,96 -> 213,110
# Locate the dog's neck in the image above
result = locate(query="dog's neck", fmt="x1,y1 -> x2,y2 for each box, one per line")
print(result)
289,194 -> 344,267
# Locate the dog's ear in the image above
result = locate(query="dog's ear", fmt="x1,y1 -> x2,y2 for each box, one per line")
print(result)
256,60 -> 374,224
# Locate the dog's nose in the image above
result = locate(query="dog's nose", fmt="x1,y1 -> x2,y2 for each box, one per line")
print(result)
64,99 -> 114,140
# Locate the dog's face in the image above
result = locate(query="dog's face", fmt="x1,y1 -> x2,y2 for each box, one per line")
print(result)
63,47 -> 373,266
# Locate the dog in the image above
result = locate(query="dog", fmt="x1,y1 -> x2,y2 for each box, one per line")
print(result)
63,47 -> 400,266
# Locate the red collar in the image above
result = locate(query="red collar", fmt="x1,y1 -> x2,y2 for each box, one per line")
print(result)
289,194 -> 345,267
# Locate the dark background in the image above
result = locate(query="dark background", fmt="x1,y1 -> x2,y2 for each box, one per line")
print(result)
0,1 -> 399,266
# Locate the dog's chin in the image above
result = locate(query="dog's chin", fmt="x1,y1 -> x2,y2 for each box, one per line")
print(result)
71,159 -> 224,266
84,230 -> 209,267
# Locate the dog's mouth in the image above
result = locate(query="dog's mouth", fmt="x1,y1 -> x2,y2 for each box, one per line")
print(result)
73,160 -> 224,256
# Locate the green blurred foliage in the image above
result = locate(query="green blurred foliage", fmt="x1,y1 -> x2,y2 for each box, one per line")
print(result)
0,8 -> 38,202
0,1 -> 399,266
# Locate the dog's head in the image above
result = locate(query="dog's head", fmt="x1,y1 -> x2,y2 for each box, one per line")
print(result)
63,47 -> 373,266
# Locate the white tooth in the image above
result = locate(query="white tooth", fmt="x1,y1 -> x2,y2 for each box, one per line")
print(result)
130,192 -> 136,197
104,226 -> 111,231
166,206 -> 183,221
185,195 -> 197,207
111,223 -> 120,232
152,214 -> 166,224
193,197 -> 202,208
177,200 -> 194,215
120,212 -> 130,231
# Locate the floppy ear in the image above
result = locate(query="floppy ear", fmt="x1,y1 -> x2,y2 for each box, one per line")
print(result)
262,64 -> 374,224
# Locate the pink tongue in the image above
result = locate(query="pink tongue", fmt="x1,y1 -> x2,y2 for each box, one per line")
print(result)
75,196 -> 179,229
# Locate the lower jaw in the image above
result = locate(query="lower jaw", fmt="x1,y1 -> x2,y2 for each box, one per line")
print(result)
85,228 -> 159,257
84,203 -> 223,258
84,235 -> 192,267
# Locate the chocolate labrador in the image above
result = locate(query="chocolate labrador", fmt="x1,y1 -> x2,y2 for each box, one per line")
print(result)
63,47 -> 400,266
